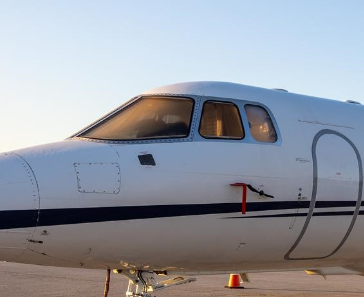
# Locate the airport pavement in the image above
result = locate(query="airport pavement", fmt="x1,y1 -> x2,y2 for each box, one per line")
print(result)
1,262 -> 364,297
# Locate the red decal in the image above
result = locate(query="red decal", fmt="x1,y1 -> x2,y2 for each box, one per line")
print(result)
242,184 -> 247,214
230,183 -> 247,214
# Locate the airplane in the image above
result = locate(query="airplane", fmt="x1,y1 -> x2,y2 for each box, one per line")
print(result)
1,81 -> 364,297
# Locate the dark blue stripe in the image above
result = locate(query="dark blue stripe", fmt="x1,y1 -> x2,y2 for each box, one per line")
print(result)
0,209 -> 38,229
0,200 -> 360,230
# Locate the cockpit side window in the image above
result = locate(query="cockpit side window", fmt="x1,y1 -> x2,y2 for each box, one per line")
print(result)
245,104 -> 277,143
199,101 -> 244,139
80,96 -> 194,140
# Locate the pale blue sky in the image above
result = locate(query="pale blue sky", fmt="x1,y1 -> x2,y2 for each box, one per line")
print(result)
0,1 -> 363,151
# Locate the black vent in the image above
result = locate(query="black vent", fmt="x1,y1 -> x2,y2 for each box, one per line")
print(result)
138,154 -> 156,166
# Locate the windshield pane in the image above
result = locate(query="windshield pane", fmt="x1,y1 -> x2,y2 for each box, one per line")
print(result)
80,96 -> 194,140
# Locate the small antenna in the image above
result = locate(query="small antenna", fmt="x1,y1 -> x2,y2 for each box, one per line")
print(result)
346,100 -> 361,105
273,88 -> 288,92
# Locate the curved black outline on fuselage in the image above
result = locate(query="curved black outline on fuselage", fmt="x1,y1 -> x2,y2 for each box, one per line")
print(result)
284,129 -> 363,260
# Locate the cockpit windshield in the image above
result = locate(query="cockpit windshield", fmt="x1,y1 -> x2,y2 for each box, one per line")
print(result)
80,96 -> 194,141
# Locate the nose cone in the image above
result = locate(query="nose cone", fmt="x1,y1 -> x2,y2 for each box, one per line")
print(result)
0,152 -> 39,261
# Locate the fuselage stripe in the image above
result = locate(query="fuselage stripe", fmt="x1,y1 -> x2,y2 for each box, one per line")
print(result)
0,200 -> 362,230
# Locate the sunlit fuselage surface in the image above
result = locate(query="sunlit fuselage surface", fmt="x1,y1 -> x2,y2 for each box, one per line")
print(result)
2,81 -> 364,281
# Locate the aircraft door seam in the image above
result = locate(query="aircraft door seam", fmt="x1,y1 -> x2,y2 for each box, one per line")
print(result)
284,129 -> 363,260
11,152 -> 41,248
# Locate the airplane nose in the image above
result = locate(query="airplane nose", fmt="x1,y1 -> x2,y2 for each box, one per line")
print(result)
0,152 -> 39,261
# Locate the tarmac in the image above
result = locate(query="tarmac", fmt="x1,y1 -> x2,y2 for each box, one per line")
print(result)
1,262 -> 364,297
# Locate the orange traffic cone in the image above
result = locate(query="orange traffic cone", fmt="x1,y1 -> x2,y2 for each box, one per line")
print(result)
225,274 -> 244,289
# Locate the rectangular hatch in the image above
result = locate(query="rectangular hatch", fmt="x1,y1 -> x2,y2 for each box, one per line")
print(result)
74,163 -> 121,194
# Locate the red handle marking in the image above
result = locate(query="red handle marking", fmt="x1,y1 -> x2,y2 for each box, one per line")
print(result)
230,183 -> 247,214
242,184 -> 247,214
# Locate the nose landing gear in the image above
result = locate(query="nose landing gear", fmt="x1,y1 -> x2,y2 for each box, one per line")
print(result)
113,269 -> 196,297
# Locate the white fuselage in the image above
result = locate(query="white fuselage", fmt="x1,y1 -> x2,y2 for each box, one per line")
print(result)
1,82 -> 364,275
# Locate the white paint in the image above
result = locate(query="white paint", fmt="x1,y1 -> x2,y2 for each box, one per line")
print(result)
1,81 -> 364,285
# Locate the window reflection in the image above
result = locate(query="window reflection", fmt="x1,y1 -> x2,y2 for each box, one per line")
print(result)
199,101 -> 244,139
81,97 -> 194,140
245,105 -> 277,143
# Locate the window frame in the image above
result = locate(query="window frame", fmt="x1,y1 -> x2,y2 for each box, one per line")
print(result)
198,100 -> 245,140
71,93 -> 281,146
240,102 -> 281,145
244,103 -> 278,144
194,96 -> 281,146
72,95 -> 197,144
